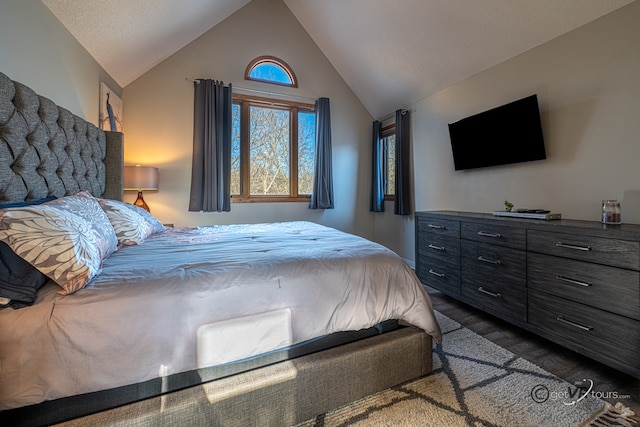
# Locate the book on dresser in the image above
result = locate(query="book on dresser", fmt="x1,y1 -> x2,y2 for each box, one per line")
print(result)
415,210 -> 640,379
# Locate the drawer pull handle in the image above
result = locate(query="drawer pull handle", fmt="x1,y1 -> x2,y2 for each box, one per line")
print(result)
428,224 -> 446,230
477,231 -> 502,238
556,275 -> 592,288
555,242 -> 592,252
556,316 -> 593,332
428,269 -> 445,277
477,256 -> 501,265
428,244 -> 445,251
477,287 -> 501,298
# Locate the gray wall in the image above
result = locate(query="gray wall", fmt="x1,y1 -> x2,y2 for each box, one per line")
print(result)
4,0 -> 637,263
0,1 -> 121,126
384,1 -> 640,262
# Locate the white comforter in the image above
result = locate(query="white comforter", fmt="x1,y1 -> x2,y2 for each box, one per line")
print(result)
0,221 -> 441,410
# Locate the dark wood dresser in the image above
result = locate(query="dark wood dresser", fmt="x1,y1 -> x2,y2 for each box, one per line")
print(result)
416,210 -> 640,378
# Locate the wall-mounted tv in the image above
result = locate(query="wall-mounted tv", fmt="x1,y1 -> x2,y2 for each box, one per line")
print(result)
448,94 -> 546,171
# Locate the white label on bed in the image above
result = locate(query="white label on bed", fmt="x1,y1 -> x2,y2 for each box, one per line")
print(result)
196,308 -> 293,368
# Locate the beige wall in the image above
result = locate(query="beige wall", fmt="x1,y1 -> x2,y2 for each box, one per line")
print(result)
0,1 -> 121,125
382,1 -> 640,263
123,0 -> 375,237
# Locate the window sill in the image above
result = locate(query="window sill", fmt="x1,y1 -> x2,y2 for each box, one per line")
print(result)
231,196 -> 311,203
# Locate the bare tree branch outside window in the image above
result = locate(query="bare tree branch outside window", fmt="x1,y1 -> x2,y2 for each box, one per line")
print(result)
231,96 -> 316,201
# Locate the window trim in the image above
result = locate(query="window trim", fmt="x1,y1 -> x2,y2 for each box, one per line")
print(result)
231,93 -> 315,203
244,56 -> 299,88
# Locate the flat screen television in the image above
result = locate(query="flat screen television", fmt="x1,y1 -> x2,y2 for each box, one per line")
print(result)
448,94 -> 546,171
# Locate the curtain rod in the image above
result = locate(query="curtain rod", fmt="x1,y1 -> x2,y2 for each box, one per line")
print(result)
378,108 -> 413,123
185,78 -> 317,103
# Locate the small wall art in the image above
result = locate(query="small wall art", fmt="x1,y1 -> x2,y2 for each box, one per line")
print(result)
99,82 -> 123,132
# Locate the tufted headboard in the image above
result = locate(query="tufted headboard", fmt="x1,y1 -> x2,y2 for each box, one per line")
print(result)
0,71 -> 123,204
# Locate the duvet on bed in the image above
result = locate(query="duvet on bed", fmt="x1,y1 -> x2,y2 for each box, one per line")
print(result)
0,221 -> 441,410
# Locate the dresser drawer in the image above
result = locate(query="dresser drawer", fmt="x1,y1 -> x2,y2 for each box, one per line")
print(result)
527,230 -> 639,270
461,241 -> 526,286
461,222 -> 525,250
528,253 -> 640,320
417,233 -> 460,265
528,290 -> 640,369
417,216 -> 460,238
461,277 -> 526,321
417,256 -> 460,297
461,241 -> 526,321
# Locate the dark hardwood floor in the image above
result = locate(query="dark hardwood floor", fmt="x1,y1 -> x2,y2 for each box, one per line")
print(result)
426,287 -> 640,417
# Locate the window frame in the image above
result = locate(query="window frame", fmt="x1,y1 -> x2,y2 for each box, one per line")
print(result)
381,123 -> 396,201
231,93 -> 315,203
244,56 -> 298,88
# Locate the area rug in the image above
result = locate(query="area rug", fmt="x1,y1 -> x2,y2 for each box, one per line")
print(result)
295,311 -> 636,427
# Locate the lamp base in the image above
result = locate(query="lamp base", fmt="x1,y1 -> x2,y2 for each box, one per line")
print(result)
133,191 -> 150,212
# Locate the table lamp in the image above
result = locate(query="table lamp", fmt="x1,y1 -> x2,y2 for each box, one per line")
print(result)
123,165 -> 159,212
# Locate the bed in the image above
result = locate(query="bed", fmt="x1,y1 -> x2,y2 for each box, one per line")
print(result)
0,71 -> 441,426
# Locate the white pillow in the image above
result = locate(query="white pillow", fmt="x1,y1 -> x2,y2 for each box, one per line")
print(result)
98,198 -> 165,246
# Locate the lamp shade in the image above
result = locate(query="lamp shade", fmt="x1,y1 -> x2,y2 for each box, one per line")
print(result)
123,166 -> 159,190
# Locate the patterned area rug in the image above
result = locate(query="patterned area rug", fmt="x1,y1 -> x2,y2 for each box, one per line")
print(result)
295,312 -> 636,427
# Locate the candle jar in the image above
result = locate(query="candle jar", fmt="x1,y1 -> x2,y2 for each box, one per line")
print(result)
601,200 -> 622,224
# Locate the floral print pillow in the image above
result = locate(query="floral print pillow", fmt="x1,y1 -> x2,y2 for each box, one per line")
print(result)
0,191 -> 118,295
98,199 -> 165,245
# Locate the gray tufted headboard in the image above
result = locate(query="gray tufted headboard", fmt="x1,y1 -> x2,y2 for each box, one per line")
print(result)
0,71 -> 123,204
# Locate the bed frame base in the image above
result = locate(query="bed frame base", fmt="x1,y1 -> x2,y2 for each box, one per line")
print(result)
56,326 -> 432,426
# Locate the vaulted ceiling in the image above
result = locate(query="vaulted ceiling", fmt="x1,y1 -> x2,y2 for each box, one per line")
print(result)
42,0 -> 635,118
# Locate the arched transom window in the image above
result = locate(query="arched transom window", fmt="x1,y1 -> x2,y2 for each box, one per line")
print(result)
244,56 -> 298,87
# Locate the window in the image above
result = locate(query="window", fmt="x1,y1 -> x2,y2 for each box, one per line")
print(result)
381,124 -> 396,199
244,56 -> 298,87
231,94 -> 316,202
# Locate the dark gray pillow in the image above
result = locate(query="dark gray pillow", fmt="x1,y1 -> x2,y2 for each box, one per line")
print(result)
0,241 -> 48,308
0,197 -> 55,309
0,196 -> 56,209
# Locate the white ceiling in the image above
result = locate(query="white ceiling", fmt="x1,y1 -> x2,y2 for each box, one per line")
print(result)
42,0 -> 635,118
